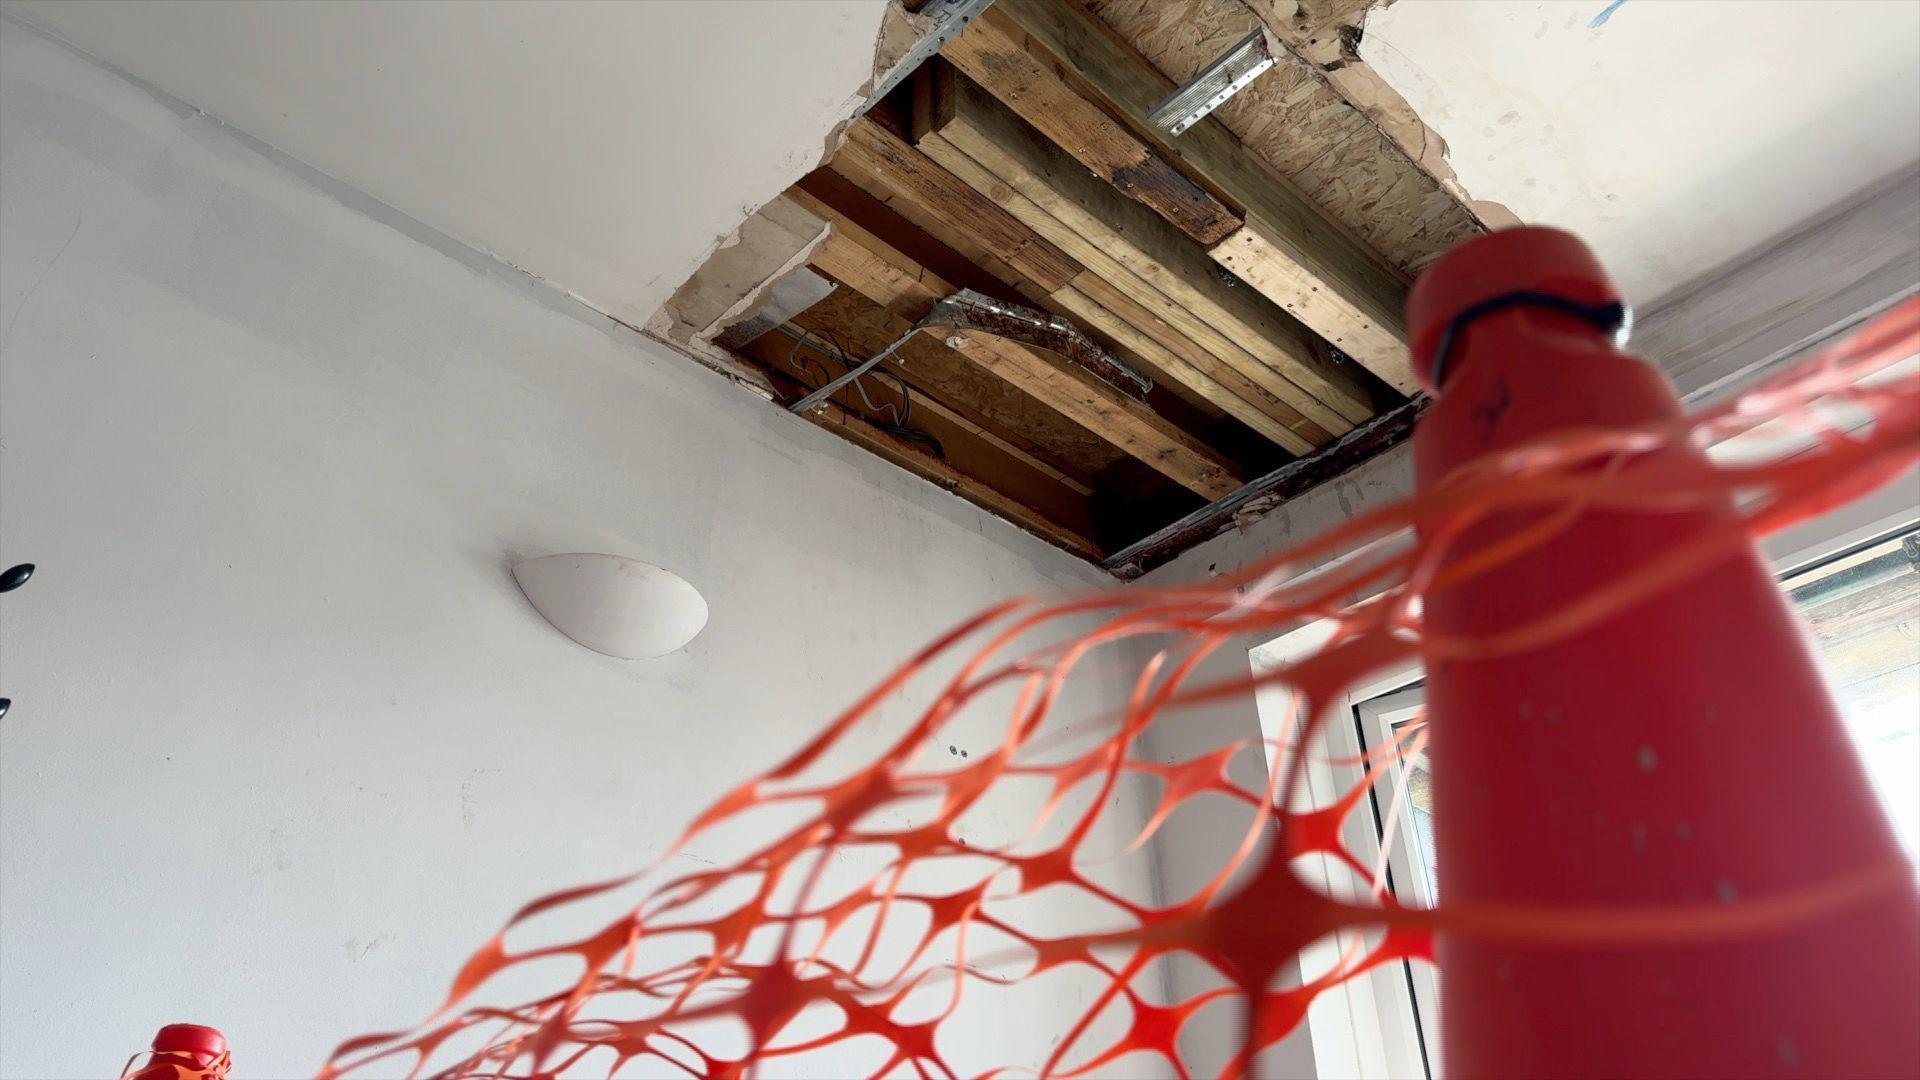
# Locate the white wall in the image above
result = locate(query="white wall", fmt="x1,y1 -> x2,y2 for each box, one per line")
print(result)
0,18 -> 1163,1077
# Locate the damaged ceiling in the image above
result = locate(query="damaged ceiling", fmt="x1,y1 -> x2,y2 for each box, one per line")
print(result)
665,0 -> 1471,573
663,0 -> 1920,574
17,0 -> 1914,576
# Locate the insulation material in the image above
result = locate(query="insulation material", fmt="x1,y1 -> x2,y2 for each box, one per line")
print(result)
1088,0 -> 1486,273
324,297 -> 1919,1077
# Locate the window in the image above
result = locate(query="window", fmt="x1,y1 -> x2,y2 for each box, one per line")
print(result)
1258,507 -> 1920,1080
1781,524 -> 1920,856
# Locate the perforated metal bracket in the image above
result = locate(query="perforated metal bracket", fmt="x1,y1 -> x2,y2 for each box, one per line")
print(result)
1147,29 -> 1276,136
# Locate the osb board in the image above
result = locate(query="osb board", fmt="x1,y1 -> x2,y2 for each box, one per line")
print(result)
1240,0 -> 1520,235
1086,0 -> 1483,273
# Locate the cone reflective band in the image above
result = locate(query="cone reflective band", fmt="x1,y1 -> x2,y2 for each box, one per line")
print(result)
1409,228 -> 1920,1076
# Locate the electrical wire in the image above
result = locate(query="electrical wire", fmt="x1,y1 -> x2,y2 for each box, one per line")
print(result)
777,324 -> 944,458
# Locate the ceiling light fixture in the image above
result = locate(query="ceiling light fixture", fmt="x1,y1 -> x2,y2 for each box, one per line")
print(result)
511,554 -> 707,660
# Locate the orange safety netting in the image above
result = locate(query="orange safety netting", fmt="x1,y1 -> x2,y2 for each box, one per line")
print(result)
323,298 -> 1920,1079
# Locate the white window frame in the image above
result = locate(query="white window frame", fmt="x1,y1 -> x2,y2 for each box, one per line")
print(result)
1252,631 -> 1430,1080
1250,465 -> 1919,1080
1353,685 -> 1441,1059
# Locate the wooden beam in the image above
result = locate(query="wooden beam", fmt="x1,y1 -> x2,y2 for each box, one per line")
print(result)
915,66 -> 1377,432
742,337 -> 1104,561
829,118 -> 1081,294
930,152 -> 1324,455
904,392 -> 1096,498
818,121 -> 1337,463
823,114 -> 1325,457
945,0 -> 1418,394
813,402 -> 1103,560
1061,276 -> 1324,452
796,194 -> 1243,500
814,144 -> 1236,432
1101,398 -> 1428,579
786,289 -> 1098,497
890,124 -> 1311,450
940,7 -> 1242,248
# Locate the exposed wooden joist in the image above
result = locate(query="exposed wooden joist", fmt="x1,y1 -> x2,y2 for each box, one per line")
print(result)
938,7 -> 1242,248
1101,397 -> 1428,579
908,121 -> 1324,455
743,340 -> 1105,560
831,117 -> 1081,294
943,0 -> 1418,394
822,125 -> 1236,434
786,289 -> 1098,497
902,392 -> 1096,498
826,117 -> 1323,459
815,406 -> 1103,557
914,65 -> 1378,433
795,191 -> 1243,500
1047,279 -> 1322,454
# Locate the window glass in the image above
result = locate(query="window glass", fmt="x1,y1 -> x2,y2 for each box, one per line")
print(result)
1391,720 -> 1438,902
1784,525 -> 1920,856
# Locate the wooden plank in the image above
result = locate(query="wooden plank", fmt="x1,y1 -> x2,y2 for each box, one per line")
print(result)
940,5 -> 1242,248
886,123 -> 1280,439
797,197 -> 1242,499
902,100 -> 1319,453
1101,398 -> 1428,579
793,178 -> 1211,443
787,288 -> 1099,497
1061,276 -> 1327,452
829,118 -> 1081,294
916,65 -> 1377,430
938,324 -> 1239,500
811,139 -> 1246,431
904,392 -> 1096,498
1211,222 -> 1414,394
957,0 -> 1419,394
814,404 -> 1103,560
808,153 -> 1228,430
742,335 -> 1104,561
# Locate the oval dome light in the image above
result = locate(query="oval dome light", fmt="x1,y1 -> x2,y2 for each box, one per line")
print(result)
511,553 -> 708,659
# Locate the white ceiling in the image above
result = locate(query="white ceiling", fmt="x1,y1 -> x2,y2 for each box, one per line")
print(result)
1363,0 -> 1920,304
7,0 -> 1913,326
1,0 -> 888,329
